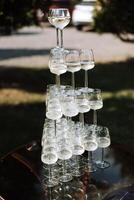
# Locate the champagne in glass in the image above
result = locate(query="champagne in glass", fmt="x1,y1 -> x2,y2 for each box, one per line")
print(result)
89,89 -> 103,125
80,49 -> 95,88
84,125 -> 98,172
48,8 -> 70,48
96,126 -> 111,169
48,15 -> 70,30
49,48 -> 67,87
66,50 -> 81,89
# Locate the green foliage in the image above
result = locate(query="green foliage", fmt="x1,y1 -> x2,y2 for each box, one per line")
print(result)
0,0 -> 38,31
94,0 -> 134,35
71,0 -> 81,6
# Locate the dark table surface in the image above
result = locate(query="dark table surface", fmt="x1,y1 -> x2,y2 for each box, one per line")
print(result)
0,141 -> 134,200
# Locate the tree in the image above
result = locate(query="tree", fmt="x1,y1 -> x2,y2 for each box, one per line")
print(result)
0,0 -> 49,33
94,0 -> 134,42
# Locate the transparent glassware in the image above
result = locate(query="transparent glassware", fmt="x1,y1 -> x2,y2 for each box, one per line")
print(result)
60,86 -> 79,117
43,186 -> 61,200
80,49 -> 95,88
57,138 -> 73,183
96,126 -> 111,169
86,184 -> 101,200
76,87 -> 91,127
47,84 -> 66,98
84,125 -> 98,172
45,85 -> 63,139
56,117 -> 73,182
49,48 -> 67,87
48,8 -> 70,48
41,125 -> 55,147
41,163 -> 60,189
72,122 -> 85,177
56,118 -> 72,168
46,89 -> 62,120
66,50 -> 81,89
59,178 -> 86,200
41,135 -> 58,187
89,89 -> 103,125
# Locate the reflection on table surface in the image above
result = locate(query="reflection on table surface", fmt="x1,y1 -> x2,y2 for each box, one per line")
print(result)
0,142 -> 134,200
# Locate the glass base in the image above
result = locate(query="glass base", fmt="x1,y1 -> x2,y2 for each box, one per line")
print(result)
72,169 -> 82,177
45,178 -> 59,188
59,173 -> 72,183
96,160 -> 110,169
86,184 -> 101,199
89,164 -> 97,173
87,161 -> 98,173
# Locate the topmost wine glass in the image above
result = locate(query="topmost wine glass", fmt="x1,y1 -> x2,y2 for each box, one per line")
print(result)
48,8 -> 70,48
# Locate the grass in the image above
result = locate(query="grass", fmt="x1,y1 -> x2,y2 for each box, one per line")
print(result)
0,58 -> 134,158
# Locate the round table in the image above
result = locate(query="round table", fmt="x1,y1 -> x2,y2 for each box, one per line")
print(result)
0,141 -> 134,200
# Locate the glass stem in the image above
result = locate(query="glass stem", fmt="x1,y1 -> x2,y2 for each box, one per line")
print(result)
60,29 -> 63,48
56,75 -> 60,87
93,110 -> 97,125
48,187 -> 52,200
54,120 -> 56,136
49,165 -> 51,182
76,155 -> 79,172
90,151 -> 93,163
88,151 -> 91,163
79,113 -> 84,128
84,70 -> 88,88
72,72 -> 75,89
56,28 -> 60,47
63,160 -> 66,176
102,148 -> 104,163
66,116 -> 70,121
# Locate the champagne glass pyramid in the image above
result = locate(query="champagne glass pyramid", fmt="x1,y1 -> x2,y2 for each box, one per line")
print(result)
41,8 -> 111,187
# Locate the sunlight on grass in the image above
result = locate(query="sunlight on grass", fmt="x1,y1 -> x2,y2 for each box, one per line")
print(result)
0,89 -> 45,105
103,90 -> 134,100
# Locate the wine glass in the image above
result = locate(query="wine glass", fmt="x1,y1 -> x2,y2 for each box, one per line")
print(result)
46,91 -> 62,121
41,120 -> 55,147
41,135 -> 58,187
84,124 -> 98,172
66,50 -> 81,89
48,8 -> 70,48
72,122 -> 85,177
49,49 -> 67,87
80,49 -> 95,88
57,137 -> 73,183
60,86 -> 79,117
76,87 -> 91,127
96,126 -> 111,169
56,115 -> 73,182
89,89 -> 103,125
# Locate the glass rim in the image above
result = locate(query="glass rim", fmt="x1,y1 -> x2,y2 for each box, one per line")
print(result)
49,8 -> 70,11
90,88 -> 101,93
66,49 -> 80,54
76,87 -> 94,92
94,125 -> 109,133
80,48 -> 94,52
